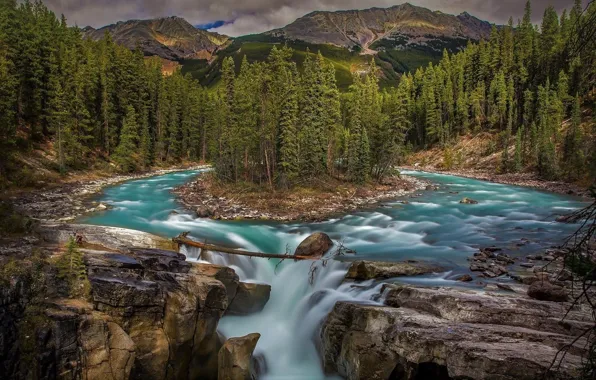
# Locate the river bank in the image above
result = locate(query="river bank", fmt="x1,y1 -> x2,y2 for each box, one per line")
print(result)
402,165 -> 592,198
173,172 -> 429,222
7,165 -> 210,222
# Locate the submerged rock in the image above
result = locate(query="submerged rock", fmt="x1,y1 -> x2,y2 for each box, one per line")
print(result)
454,274 -> 473,282
294,232 -> 333,258
459,197 -> 478,204
227,282 -> 271,315
345,260 -> 444,280
218,333 -> 260,380
321,284 -> 591,380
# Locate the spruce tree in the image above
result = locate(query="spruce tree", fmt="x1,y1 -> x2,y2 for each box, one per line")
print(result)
563,95 -> 584,180
113,106 -> 138,172
56,236 -> 88,298
278,79 -> 299,186
514,125 -> 524,172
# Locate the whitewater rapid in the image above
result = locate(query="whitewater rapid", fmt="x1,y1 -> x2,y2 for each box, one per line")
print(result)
81,169 -> 587,379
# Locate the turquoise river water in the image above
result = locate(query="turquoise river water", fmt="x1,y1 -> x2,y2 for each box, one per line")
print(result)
81,169 -> 587,379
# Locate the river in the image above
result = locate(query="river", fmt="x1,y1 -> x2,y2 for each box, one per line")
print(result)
80,169 -> 587,379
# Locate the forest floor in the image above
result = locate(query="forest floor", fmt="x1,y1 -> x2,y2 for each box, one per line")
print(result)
173,172 -> 429,222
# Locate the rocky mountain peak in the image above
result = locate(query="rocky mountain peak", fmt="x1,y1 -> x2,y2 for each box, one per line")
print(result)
83,16 -> 229,61
265,3 -> 494,53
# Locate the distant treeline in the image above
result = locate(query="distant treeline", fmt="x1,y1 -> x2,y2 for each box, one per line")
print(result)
0,0 -> 594,188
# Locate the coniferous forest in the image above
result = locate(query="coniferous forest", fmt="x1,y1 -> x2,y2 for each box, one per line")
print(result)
0,0 -> 594,189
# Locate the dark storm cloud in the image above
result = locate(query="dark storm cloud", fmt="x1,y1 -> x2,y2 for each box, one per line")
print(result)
44,0 -> 581,36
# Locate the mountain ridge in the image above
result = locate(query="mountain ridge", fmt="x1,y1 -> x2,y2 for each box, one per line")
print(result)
83,16 -> 229,61
264,3 -> 493,53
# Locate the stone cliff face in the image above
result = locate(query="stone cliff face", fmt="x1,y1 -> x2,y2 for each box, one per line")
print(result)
0,225 -> 269,380
320,284 -> 592,380
265,3 -> 493,52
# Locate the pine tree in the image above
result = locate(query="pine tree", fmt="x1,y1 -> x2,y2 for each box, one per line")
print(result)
278,78 -> 299,186
514,125 -> 524,172
299,51 -> 328,177
48,80 -> 69,173
563,95 -> 584,180
56,236 -> 88,298
0,43 -> 17,166
113,106 -> 138,172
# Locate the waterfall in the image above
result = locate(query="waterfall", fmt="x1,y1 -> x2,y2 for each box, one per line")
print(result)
183,243 -> 382,379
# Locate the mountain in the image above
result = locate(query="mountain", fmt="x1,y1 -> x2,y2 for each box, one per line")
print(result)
83,16 -> 229,61
264,3 -> 492,53
82,5 -> 495,90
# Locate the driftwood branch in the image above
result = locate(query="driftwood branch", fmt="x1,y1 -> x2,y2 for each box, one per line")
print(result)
173,234 -> 320,261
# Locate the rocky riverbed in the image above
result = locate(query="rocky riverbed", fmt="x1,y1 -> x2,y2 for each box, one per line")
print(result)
401,165 -> 591,198
9,166 -> 210,222
173,173 -> 429,222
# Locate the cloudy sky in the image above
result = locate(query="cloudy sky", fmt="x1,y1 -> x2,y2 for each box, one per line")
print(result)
44,0 -> 580,36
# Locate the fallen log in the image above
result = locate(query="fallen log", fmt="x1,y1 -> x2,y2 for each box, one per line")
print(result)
172,234 -> 321,261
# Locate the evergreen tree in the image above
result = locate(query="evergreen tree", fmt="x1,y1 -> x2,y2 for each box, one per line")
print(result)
56,236 -> 88,298
563,95 -> 584,180
278,78 -> 299,186
113,106 -> 138,172
514,125 -> 524,172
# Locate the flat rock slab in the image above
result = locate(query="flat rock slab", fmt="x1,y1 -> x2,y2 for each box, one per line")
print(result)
83,250 -> 143,269
345,260 -> 445,280
322,285 -> 593,380
90,276 -> 164,308
382,284 -> 591,336
321,301 -> 585,380
38,223 -> 175,251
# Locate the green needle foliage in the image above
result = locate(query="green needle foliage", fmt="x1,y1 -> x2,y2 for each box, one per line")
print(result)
0,0 -> 593,185
56,236 -> 89,298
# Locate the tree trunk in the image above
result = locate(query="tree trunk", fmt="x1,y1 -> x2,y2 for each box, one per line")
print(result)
173,236 -> 320,260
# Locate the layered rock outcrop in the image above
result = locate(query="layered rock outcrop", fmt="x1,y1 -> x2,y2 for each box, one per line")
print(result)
84,248 -> 229,380
1,239 -> 264,380
321,284 -> 592,380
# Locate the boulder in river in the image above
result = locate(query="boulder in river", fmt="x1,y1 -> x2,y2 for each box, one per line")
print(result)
459,197 -> 479,204
454,274 -> 473,282
294,232 -> 333,258
227,282 -> 271,315
345,260 -> 444,280
218,333 -> 260,380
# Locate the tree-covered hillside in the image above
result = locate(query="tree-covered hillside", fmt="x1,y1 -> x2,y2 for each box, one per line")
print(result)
180,34 -> 449,91
0,0 -> 594,191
